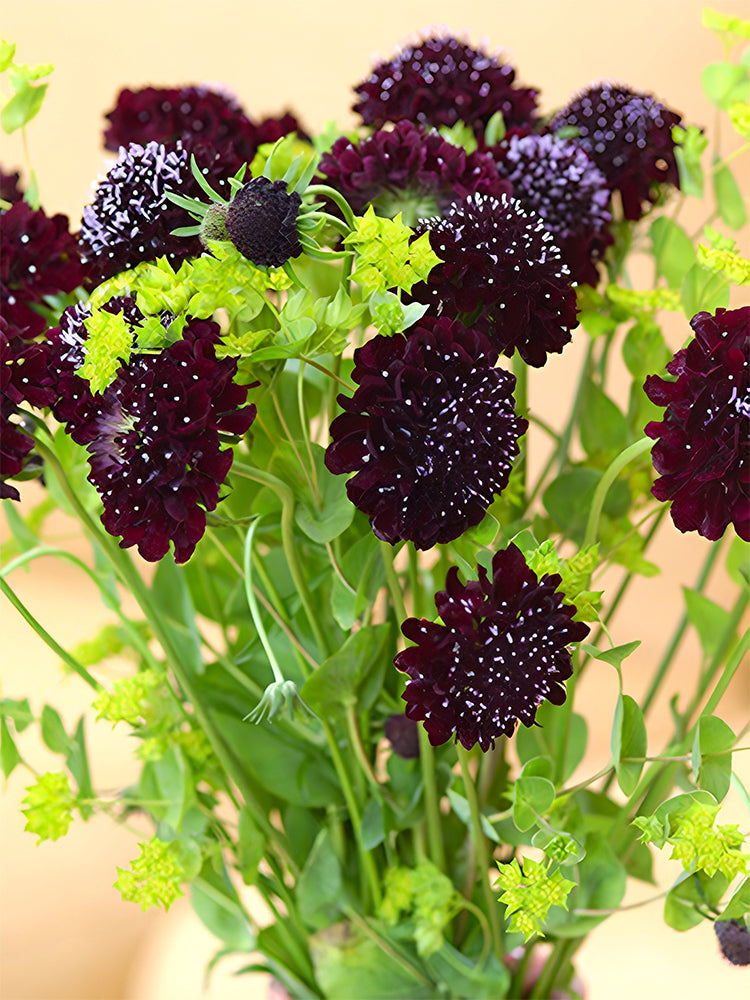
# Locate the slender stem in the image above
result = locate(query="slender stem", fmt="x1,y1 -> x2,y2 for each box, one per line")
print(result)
529,938 -> 580,999
242,518 -> 285,685
641,535 -> 725,716
687,591 -> 750,722
0,575 -> 100,691
233,463 -> 328,657
457,746 -> 502,960
418,726 -> 446,875
512,354 -> 529,506
582,437 -> 654,549
321,719 -> 382,909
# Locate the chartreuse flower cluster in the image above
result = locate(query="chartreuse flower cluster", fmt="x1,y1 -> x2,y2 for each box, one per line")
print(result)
2,9 -> 750,999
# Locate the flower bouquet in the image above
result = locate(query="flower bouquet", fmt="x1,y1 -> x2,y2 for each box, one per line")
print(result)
2,7 -> 749,997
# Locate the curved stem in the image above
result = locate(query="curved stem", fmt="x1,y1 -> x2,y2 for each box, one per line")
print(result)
583,437 -> 654,549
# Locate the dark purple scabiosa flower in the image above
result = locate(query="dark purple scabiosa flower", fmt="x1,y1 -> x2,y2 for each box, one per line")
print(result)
644,306 -> 750,542
549,84 -> 683,221
325,316 -> 527,549
353,34 -> 538,133
47,299 -> 257,563
715,920 -> 750,967
384,714 -> 421,759
0,318 -> 55,500
394,543 -> 590,751
492,132 -> 613,286
411,192 -> 579,367
224,177 -> 302,268
103,84 -> 307,165
1,200 -> 86,341
317,121 -> 511,223
0,168 -> 23,206
80,141 -> 205,282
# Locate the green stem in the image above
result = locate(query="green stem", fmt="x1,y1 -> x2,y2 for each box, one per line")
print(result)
687,590 -> 750,722
322,719 -> 382,909
233,463 -> 328,658
582,437 -> 654,549
419,726 -> 446,875
457,746 -> 502,960
242,518 -> 286,685
0,575 -> 100,691
641,535 -> 725,716
529,937 -> 580,999
512,354 -> 529,506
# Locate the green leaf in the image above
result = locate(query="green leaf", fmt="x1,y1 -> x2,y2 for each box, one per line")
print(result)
543,468 -> 630,541
309,923 -> 434,1000
139,746 -> 194,831
673,125 -> 707,198
664,873 -> 717,931
1,717 -> 23,777
649,217 -> 695,288
294,444 -> 355,544
548,837 -> 627,938
726,536 -> 750,587
681,263 -> 731,318
622,317 -> 671,380
1,81 -> 47,132
713,160 -> 748,230
151,554 -> 205,676
515,701 -> 588,785
191,864 -> 254,950
65,717 -> 94,816
580,640 -> 640,671
297,828 -> 343,930
683,587 -> 735,661
40,705 -> 72,755
2,499 -> 41,552
300,624 -> 391,717
0,696 -> 34,732
702,62 -> 750,109
0,40 -> 16,72
721,876 -> 750,921
692,716 -> 735,803
446,788 -> 502,844
579,378 -> 630,457
611,694 -> 647,795
237,806 -> 265,885
361,796 -> 386,849
513,764 -> 556,832
213,711 -> 341,807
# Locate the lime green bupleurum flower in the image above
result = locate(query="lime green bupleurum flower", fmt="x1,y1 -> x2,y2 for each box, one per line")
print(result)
113,837 -> 186,911
22,771 -> 75,843
495,856 -> 576,941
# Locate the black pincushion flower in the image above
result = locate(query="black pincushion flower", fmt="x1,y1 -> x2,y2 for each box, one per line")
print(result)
411,192 -> 579,367
1,319 -> 55,500
353,34 -> 538,133
394,543 -> 590,751
644,306 -> 750,542
80,141 -> 205,282
47,300 -> 257,563
549,84 -> 683,221
715,920 -> 750,967
103,85 -> 305,162
317,121 -> 511,223
325,316 -> 527,549
1,200 -> 86,341
493,132 -> 613,286
225,177 -> 302,268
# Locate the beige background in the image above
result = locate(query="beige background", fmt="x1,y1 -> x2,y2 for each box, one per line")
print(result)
2,1 -> 750,998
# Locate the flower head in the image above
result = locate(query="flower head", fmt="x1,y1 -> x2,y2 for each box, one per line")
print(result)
644,306 -> 750,542
395,543 -> 590,750
1,319 -> 55,500
353,34 -> 538,133
225,176 -> 302,268
47,299 -> 257,562
715,921 -> 750,967
80,141 -> 203,281
103,84 -> 305,159
325,316 -> 527,549
317,121 -> 511,223
0,168 -> 23,206
1,200 -> 86,340
549,84 -> 683,220
412,192 -> 579,367
493,132 -> 613,286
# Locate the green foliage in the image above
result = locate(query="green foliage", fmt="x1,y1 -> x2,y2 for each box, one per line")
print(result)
523,539 -> 602,622
381,861 -> 462,956
345,207 -> 441,294
92,669 -> 165,727
0,44 -> 53,135
21,771 -> 75,843
114,837 -> 187,911
495,856 -> 575,941
610,694 -> 647,795
673,125 -> 708,197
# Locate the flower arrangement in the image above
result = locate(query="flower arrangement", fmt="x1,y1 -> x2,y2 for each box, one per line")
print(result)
1,7 -> 749,998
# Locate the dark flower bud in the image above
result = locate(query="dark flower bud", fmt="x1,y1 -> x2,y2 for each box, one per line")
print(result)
384,714 -> 421,759
715,920 -> 750,967
225,177 -> 302,268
